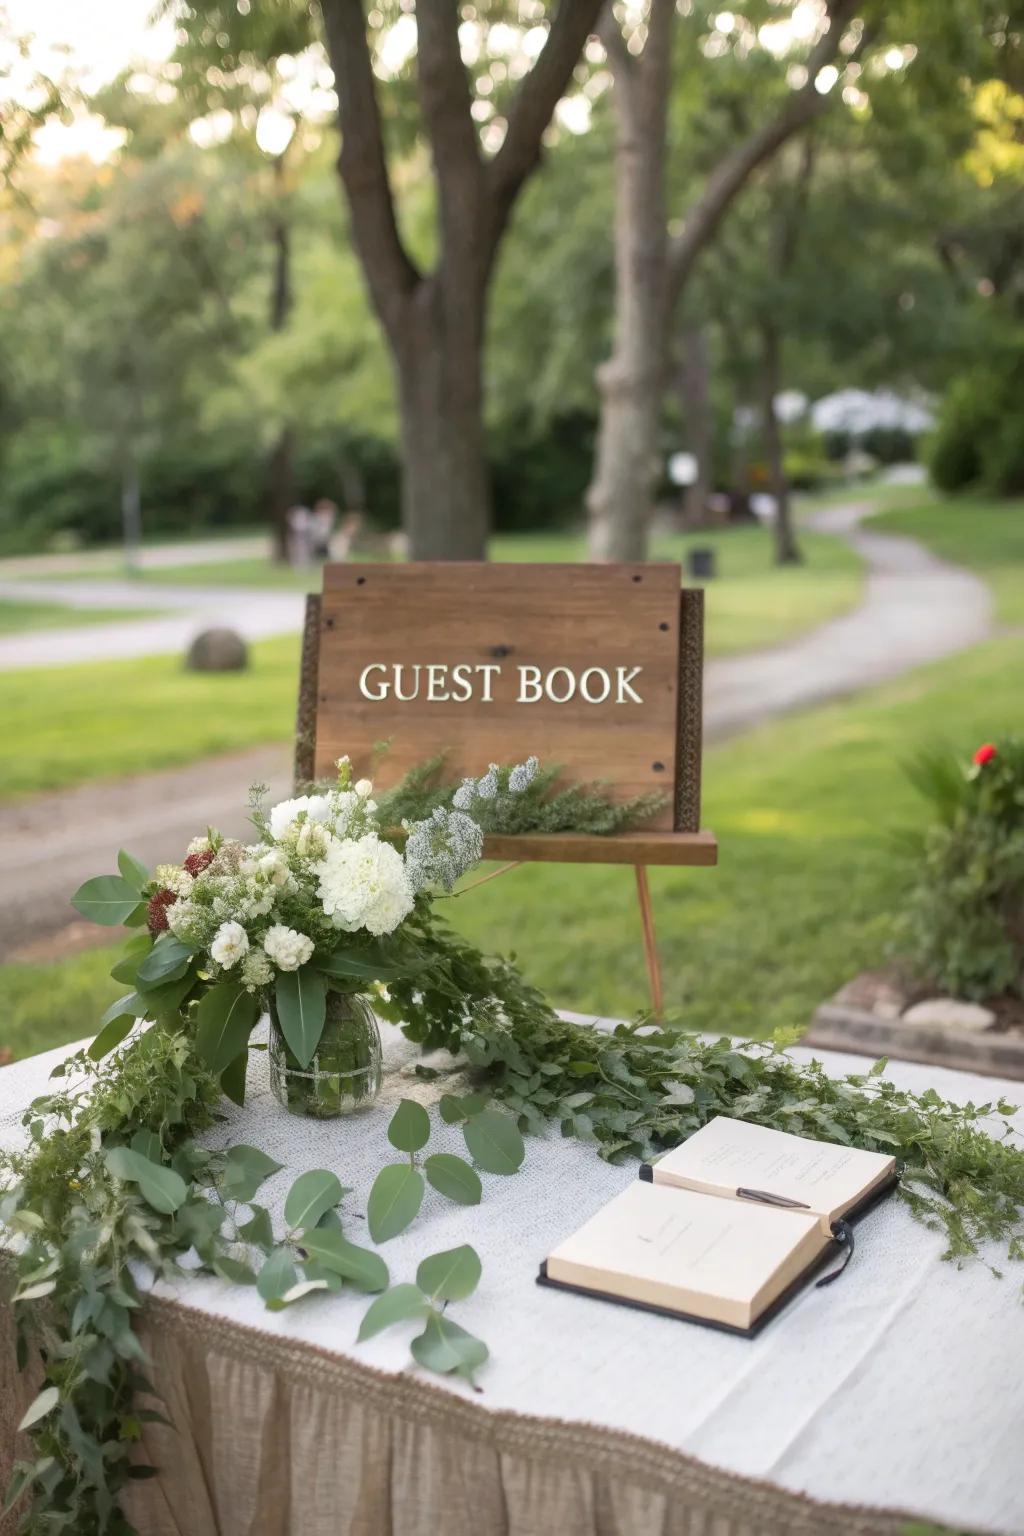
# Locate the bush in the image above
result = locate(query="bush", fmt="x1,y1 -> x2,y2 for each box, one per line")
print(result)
901,738 -> 1024,999
929,347 -> 1024,495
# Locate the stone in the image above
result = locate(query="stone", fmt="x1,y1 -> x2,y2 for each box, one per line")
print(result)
901,997 -> 996,1033
185,627 -> 248,673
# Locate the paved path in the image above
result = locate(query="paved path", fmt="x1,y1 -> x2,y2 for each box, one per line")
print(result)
0,535 -> 270,580
0,502 -> 994,961
703,500 -> 992,737
0,577 -> 306,669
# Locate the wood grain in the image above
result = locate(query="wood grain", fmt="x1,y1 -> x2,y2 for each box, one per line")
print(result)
478,830 -> 718,866
315,563 -> 686,830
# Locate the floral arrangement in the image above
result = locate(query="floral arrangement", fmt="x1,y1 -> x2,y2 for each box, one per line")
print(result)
3,749 -> 1024,1534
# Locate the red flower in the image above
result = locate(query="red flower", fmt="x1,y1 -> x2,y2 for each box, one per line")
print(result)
146,889 -> 178,934
183,848 -> 215,877
973,743 -> 997,767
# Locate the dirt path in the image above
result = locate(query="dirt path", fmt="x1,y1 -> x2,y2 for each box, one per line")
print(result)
0,502 -> 993,962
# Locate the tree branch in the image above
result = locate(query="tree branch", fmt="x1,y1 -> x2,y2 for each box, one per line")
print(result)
320,0 -> 420,333
486,0 -> 605,236
666,0 -> 863,310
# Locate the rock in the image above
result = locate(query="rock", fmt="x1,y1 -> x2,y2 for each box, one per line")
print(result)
185,627 -> 248,673
901,997 -> 996,1033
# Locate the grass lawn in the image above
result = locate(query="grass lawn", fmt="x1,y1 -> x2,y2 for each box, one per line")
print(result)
0,598 -> 151,633
0,634 -> 301,798
871,494 -> 1024,625
3,630 -> 1020,1062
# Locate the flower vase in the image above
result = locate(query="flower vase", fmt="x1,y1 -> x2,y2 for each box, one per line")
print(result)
268,989 -> 383,1118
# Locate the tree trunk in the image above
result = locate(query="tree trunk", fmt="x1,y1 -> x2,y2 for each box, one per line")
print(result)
391,278 -> 489,561
586,7 -> 672,562
120,448 -> 141,573
267,153 -> 294,562
760,323 -> 801,565
679,321 -> 713,525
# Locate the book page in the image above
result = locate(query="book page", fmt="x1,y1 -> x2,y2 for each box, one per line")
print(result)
546,1182 -> 824,1329
650,1116 -> 895,1226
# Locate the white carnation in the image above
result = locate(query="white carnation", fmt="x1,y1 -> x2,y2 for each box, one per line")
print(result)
263,924 -> 314,972
258,849 -> 290,886
210,920 -> 249,969
269,794 -> 332,842
295,819 -> 333,859
316,834 -> 414,936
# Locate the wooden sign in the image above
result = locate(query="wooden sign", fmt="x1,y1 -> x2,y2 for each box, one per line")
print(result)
308,563 -> 705,836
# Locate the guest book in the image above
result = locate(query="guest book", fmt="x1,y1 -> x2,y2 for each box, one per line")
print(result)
538,1116 -> 898,1336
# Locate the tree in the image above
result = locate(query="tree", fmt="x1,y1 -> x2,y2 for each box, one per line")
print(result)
319,0 -> 604,559
586,0 -> 875,560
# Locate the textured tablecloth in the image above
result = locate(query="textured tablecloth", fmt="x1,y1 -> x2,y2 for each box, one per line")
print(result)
2,1017 -> 1023,1536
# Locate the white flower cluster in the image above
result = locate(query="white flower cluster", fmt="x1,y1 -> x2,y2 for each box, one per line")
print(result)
451,755 -> 538,813
403,806 -> 483,894
316,833 -> 414,935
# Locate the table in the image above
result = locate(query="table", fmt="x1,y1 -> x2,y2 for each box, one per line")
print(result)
3,1018 -> 1023,1536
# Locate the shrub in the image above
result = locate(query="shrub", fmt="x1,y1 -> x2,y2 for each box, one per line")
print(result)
929,347 -> 1024,495
901,738 -> 1024,999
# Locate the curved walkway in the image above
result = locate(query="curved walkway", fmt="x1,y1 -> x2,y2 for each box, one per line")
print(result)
0,501 -> 994,961
703,500 -> 992,738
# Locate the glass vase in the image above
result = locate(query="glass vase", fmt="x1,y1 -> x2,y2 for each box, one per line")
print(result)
268,989 -> 383,1118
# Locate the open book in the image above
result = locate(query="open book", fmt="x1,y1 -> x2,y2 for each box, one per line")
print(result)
539,1117 -> 898,1336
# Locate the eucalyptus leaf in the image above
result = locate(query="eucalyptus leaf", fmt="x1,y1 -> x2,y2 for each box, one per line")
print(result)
387,1098 -> 430,1154
117,849 -> 150,894
212,1256 -> 258,1286
136,936 -> 193,990
257,1246 -> 298,1304
220,1145 -> 284,1203
367,1164 -> 424,1243
463,1108 -> 525,1175
195,984 -> 259,1074
423,1153 -> 482,1206
284,1170 -> 344,1232
87,1013 -> 136,1063
410,1313 -> 489,1382
71,874 -> 140,926
237,1205 -> 275,1251
416,1244 -> 482,1303
357,1284 -> 430,1341
275,966 -> 328,1068
220,1050 -> 248,1108
298,1229 -> 389,1292
104,1147 -> 186,1215
18,1388 -> 60,1433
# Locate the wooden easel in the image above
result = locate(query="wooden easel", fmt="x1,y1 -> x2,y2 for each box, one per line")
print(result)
294,564 -> 717,1018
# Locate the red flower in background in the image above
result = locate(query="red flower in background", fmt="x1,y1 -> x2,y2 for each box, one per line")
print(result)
973,743 -> 997,767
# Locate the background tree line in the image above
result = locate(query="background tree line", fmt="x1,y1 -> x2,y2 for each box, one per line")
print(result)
0,0 -> 1021,562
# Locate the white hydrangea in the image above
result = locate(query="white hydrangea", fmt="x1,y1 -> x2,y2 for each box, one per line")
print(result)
269,794 -> 332,842
263,924 -> 314,972
316,834 -> 414,936
241,949 -> 274,990
210,921 -> 249,969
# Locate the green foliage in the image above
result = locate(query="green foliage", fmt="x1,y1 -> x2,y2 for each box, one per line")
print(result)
929,346 -> 1024,495
374,755 -> 667,837
901,738 -> 1024,999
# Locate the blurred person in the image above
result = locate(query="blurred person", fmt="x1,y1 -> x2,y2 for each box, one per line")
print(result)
311,498 -> 339,561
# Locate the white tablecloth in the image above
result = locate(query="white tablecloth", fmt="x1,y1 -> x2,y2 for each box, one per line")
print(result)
2,1019 -> 1023,1536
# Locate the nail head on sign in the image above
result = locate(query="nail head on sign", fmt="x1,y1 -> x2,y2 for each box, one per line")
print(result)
659,622 -> 669,631
356,576 -> 366,585
632,574 -> 642,583
652,762 -> 665,772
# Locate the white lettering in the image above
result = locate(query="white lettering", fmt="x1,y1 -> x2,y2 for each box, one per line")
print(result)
426,664 -> 450,702
359,663 -> 389,701
517,665 -> 543,703
545,666 -> 576,704
474,664 -> 500,703
579,667 -> 611,704
616,666 -> 643,704
450,663 -> 474,703
394,664 -> 421,702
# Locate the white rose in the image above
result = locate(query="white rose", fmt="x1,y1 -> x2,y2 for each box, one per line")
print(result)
263,924 -> 315,972
269,795 -> 332,842
258,849 -> 290,886
210,921 -> 249,969
354,778 -> 373,798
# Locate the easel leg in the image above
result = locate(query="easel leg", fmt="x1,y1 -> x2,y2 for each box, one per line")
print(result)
634,864 -> 664,1020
